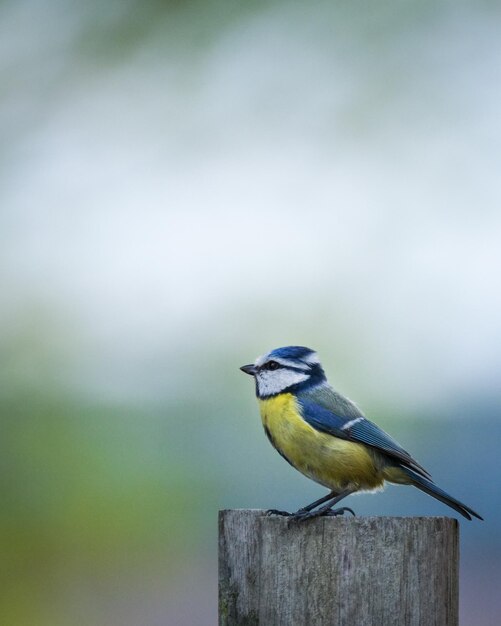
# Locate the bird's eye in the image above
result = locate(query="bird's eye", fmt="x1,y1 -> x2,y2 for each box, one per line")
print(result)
266,360 -> 280,370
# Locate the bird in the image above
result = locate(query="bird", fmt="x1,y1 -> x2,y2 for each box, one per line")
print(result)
240,345 -> 482,521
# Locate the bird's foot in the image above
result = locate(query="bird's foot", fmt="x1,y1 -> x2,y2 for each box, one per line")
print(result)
324,507 -> 356,517
290,506 -> 356,522
265,509 -> 291,517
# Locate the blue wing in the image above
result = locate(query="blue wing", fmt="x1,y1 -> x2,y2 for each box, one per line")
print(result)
297,390 -> 431,479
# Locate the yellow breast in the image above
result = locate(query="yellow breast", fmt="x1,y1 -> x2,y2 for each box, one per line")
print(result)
258,394 -> 384,492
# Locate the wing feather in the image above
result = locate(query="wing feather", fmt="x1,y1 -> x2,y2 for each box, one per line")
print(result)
297,392 -> 431,479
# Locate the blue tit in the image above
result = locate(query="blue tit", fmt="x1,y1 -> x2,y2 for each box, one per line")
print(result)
240,345 -> 482,521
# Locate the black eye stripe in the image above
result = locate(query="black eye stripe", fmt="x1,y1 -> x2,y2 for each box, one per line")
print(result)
263,360 -> 280,370
260,361 -> 310,373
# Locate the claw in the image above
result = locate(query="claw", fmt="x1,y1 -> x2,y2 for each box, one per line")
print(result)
290,506 -> 356,522
265,509 -> 291,517
324,507 -> 356,517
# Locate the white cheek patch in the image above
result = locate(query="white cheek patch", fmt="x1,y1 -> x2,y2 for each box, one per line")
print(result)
256,369 -> 310,396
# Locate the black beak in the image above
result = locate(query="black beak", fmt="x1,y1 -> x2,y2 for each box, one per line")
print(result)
240,364 -> 257,376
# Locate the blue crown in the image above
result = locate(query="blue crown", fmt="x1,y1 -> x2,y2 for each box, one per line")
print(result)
268,346 -> 316,362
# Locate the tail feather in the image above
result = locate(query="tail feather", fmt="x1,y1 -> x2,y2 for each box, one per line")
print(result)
397,466 -> 483,521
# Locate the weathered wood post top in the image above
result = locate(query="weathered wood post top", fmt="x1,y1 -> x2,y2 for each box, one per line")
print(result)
219,510 -> 459,626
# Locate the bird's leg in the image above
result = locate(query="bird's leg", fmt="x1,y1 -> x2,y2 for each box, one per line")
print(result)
266,491 -> 338,517
291,489 -> 356,521
295,491 -> 340,514
267,490 -> 356,518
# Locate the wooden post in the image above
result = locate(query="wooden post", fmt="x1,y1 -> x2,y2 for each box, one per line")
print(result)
219,510 -> 458,626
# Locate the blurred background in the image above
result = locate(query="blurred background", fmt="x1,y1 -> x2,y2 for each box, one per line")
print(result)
1,0 -> 500,624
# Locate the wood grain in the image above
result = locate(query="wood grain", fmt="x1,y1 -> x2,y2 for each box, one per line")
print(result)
219,510 -> 458,626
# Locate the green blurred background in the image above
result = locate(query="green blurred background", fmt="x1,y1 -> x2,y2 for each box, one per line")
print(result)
1,1 -> 500,624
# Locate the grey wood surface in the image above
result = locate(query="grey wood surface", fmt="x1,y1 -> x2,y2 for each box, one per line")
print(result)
219,510 -> 458,626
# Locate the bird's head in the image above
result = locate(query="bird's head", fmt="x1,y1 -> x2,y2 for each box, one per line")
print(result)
240,346 -> 327,398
